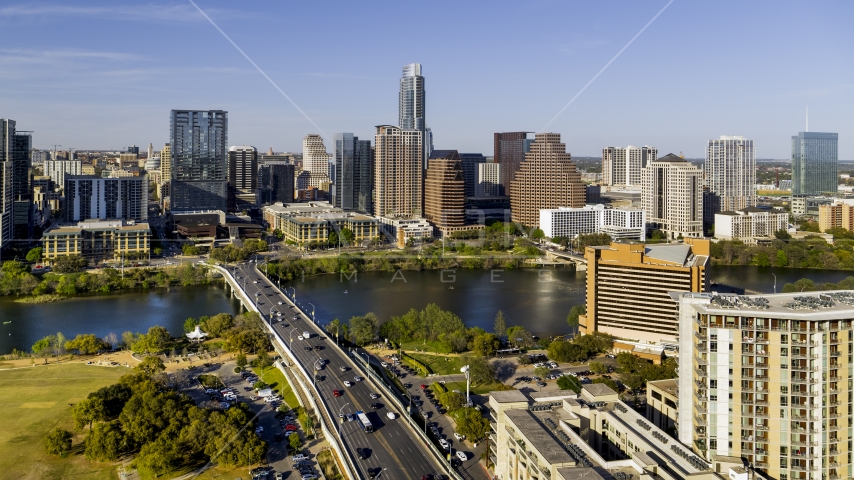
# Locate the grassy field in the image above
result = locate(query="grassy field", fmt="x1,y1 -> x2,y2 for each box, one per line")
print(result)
407,353 -> 468,376
252,365 -> 299,408
0,363 -> 127,480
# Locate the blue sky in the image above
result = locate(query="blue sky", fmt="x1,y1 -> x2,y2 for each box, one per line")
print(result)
1,0 -> 851,158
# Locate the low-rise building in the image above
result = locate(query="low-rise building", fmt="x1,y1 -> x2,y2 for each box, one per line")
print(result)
377,216 -> 433,247
646,379 -> 678,436
714,207 -> 789,243
818,198 -> 854,232
42,219 -> 150,264
262,202 -> 378,248
791,194 -> 832,218
539,204 -> 646,240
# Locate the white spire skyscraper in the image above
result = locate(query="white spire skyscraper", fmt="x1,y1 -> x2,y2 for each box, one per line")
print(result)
398,63 -> 431,167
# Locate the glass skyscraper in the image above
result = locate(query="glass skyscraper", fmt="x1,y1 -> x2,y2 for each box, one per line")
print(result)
398,63 -> 431,168
333,133 -> 373,214
792,132 -> 838,195
169,110 -> 228,211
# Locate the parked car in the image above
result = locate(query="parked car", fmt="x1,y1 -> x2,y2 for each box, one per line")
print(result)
456,451 -> 468,461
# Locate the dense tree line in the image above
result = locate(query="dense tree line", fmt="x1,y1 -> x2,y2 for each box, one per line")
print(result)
615,352 -> 678,391
0,260 -> 213,297
209,239 -> 269,263
710,236 -> 854,269
547,332 -> 614,363
781,276 -> 854,293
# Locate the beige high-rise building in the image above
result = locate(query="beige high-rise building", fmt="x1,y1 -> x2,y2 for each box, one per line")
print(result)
642,154 -> 704,239
509,133 -> 585,228
423,150 -> 465,231
373,125 -> 423,218
677,291 -> 854,480
302,134 -> 331,190
602,145 -> 657,187
818,199 -> 854,232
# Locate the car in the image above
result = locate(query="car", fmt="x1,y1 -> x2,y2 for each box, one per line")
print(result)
333,389 -> 342,397
291,454 -> 308,462
420,384 -> 427,389
303,331 -> 311,338
255,426 -> 264,433
285,425 -> 298,431
369,393 -> 379,399
343,381 -> 352,387
253,280 -> 258,283
537,382 -> 547,387
454,432 -> 466,441
370,403 -> 381,409
276,473 -> 284,480
346,414 -> 354,422
380,361 -> 387,367
278,301 -> 283,305
297,335 -> 304,341
354,376 -> 363,382
439,439 -> 450,450
314,345 -> 323,351
356,447 -> 368,459
456,451 -> 468,461
339,366 -> 348,372
305,346 -> 313,351
386,411 -> 396,419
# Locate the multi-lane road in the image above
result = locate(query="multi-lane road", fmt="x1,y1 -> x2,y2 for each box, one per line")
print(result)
231,263 -> 446,480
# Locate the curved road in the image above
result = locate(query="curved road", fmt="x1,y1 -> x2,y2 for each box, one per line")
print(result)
231,263 -> 446,480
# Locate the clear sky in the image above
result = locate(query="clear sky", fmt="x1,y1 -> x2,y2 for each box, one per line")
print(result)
1,0 -> 851,158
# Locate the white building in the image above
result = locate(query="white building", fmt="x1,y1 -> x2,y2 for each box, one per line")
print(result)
377,216 -> 432,243
602,145 -> 657,187
64,175 -> 147,222
539,204 -> 646,240
714,207 -> 789,242
44,159 -> 82,188
302,134 -> 331,189
642,154 -> 704,239
704,136 -> 756,218
475,162 -> 501,196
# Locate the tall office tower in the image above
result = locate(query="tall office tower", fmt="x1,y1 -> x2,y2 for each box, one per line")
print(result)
642,154 -> 704,239
332,133 -> 373,214
374,125 -> 423,218
459,153 -> 486,198
257,162 -> 295,205
170,110 -> 228,211
227,145 -> 258,212
602,145 -> 657,186
704,136 -> 755,223
494,132 -> 531,196
677,291 -> 854,480
399,63 -> 430,166
424,150 -> 465,231
12,131 -> 33,239
127,145 -> 139,155
475,162 -> 502,197
147,143 -> 154,159
0,119 -> 16,248
64,175 -> 147,222
302,134 -> 331,190
792,131 -> 838,195
509,133 -> 585,228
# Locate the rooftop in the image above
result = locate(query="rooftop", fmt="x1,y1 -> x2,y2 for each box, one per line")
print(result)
643,244 -> 691,265
647,378 -> 678,397
490,390 -> 529,404
685,290 -> 854,320
505,409 -> 576,465
582,383 -> 617,398
556,467 -> 603,480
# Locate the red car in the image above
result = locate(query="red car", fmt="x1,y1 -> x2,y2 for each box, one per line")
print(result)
420,384 -> 427,390
333,389 -> 342,397
285,425 -> 298,431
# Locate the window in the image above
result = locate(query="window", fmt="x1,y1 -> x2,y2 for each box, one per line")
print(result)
781,347 -> 788,356
710,380 -> 718,389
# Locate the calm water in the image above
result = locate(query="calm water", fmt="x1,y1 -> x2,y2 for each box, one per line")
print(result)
2,266 -> 853,355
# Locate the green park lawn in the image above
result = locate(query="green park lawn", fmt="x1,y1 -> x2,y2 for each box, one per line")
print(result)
444,380 -> 513,396
407,352 -> 469,376
0,363 -> 127,480
252,365 -> 299,409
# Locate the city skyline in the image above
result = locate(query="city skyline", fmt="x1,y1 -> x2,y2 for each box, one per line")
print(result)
0,1 -> 851,157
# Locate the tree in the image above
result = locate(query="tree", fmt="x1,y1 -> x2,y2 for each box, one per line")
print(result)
254,381 -> 268,390
577,233 -> 612,250
589,361 -> 607,375
622,373 -> 644,392
66,333 -> 107,354
52,332 -> 67,357
256,350 -> 273,369
145,325 -> 171,353
566,304 -> 585,328
517,354 -> 531,365
468,356 -> 496,386
531,228 -> 545,240
201,313 -> 234,337
349,312 -> 379,346
136,356 -> 165,376
534,366 -> 551,379
471,333 -> 499,358
328,230 -> 339,246
236,352 -> 247,369
183,317 -> 197,334
340,228 -> 355,245
493,311 -> 507,340
53,255 -> 88,273
556,375 -> 581,393
26,247 -> 43,263
438,391 -> 466,411
85,421 -> 125,461
774,229 -> 791,240
44,427 -> 72,455
505,325 -> 534,348
103,332 -> 119,350
288,432 -> 302,451
32,335 -> 54,356
454,407 -> 490,442
182,244 -> 200,256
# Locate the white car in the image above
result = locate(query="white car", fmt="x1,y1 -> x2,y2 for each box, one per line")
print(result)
344,381 -> 352,387
380,361 -> 387,367
453,433 -> 465,441
386,412 -> 396,420
278,301 -> 283,305
456,451 -> 468,462
369,393 -> 379,399
253,280 -> 258,283
255,426 -> 264,433
354,376 -> 363,382
439,439 -> 450,450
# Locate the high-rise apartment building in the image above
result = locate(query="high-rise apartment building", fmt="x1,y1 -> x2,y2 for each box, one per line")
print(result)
581,239 -> 710,343
127,145 -> 139,155
12,131 -> 32,240
64,175 -> 147,222
44,158 -> 82,188
819,199 -> 854,232
704,136 -> 755,223
257,162 -> 295,205
602,145 -> 657,187
424,150 -> 465,232
792,132 -> 838,195
332,133 -> 373,214
642,154 -> 704,239
475,162 -> 502,197
677,291 -> 854,480
374,125 -> 423,218
459,153 -> 486,198
0,119 -> 16,248
170,109 -> 228,211
227,145 -> 258,212
494,132 -> 531,195
399,63 -> 430,166
509,133 -> 585,228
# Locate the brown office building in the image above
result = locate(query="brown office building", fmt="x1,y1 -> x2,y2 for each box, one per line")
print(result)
424,150 -> 465,232
509,133 -> 585,228
494,131 -> 530,194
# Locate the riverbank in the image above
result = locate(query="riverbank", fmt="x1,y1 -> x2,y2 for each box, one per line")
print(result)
13,293 -> 63,304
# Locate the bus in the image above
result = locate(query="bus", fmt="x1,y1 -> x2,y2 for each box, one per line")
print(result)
355,411 -> 374,433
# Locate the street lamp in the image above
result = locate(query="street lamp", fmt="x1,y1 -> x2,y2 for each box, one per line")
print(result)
337,402 -> 350,437
287,286 -> 296,301
772,273 -> 777,294
460,365 -> 471,408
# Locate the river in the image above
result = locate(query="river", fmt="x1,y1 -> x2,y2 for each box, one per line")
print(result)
2,266 -> 853,355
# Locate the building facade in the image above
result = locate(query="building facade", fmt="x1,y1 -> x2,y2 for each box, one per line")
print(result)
476,162 -> 502,197
44,158 -> 82,188
646,379 -> 679,435
262,202 -> 378,248
424,150 -> 466,232
819,199 -> 854,232
642,154 -> 704,239
42,219 -> 150,264
581,239 -> 710,343
539,204 -> 646,240
792,132 -> 838,196
459,153 -> 486,198
64,175 -> 147,223
704,136 -> 756,223
509,133 -> 585,228
373,125 -> 423,218
399,63 -> 430,166
602,145 -> 657,187
227,145 -> 258,211
332,133 -> 373,214
494,132 -> 531,196
302,134 -> 331,190
170,109 -> 228,211
677,291 -> 854,480
714,207 -> 789,242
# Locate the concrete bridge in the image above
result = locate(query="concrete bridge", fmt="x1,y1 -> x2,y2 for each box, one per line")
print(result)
544,250 -> 588,270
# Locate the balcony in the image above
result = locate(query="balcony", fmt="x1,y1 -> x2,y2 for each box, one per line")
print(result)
694,356 -> 708,366
694,331 -> 707,341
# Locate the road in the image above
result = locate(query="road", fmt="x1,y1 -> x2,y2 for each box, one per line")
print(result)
233,263 -> 447,480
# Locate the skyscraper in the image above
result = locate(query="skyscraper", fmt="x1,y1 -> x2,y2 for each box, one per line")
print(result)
509,133 -> 585,228
374,125 -> 423,218
170,110 -> 228,212
641,154 -> 704,239
302,134 -> 331,191
332,133 -> 373,214
792,131 -> 838,195
64,175 -> 147,222
494,132 -> 531,196
227,145 -> 258,211
399,63 -> 430,166
0,119 -> 16,248
12,131 -> 32,240
424,150 -> 465,231
704,136 -> 755,223
459,153 -> 486,198
602,145 -> 657,187
475,162 -> 502,197
159,142 -> 171,208
147,143 -> 154,159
